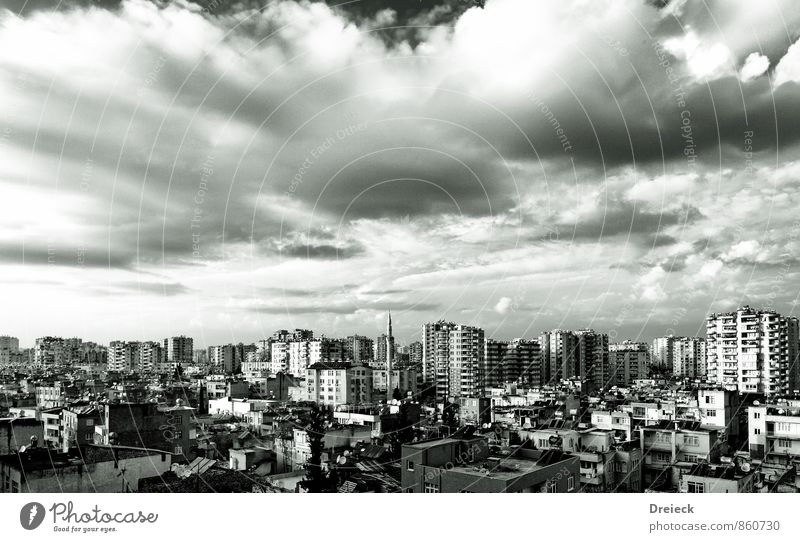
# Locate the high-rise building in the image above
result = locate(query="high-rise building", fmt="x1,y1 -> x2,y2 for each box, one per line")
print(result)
0,336 -> 19,365
540,330 -> 579,384
138,341 -> 163,373
609,341 -> 649,387
506,338 -> 544,386
706,306 -> 800,396
422,321 -> 456,385
652,336 -> 674,371
77,342 -> 107,366
408,341 -> 423,369
422,321 -> 486,402
164,336 -> 193,371
576,329 -> 610,391
34,336 -> 66,366
484,339 -> 508,390
672,337 -> 706,378
208,344 -> 235,373
484,338 -> 543,388
270,341 -> 290,374
108,341 -> 138,372
306,362 -> 372,407
345,335 -> 374,363
386,312 -> 395,393
447,325 -> 485,400
255,339 -> 272,363
289,340 -> 312,376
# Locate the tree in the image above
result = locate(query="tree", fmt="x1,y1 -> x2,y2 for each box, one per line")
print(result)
301,404 -> 332,493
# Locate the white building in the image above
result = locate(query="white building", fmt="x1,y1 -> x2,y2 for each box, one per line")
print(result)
672,337 -> 706,378
706,307 -> 799,395
306,362 -> 372,407
108,341 -> 138,372
270,341 -> 290,374
163,336 -> 193,370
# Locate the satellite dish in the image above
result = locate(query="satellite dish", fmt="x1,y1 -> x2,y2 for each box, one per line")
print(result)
740,462 -> 751,473
753,400 -> 760,406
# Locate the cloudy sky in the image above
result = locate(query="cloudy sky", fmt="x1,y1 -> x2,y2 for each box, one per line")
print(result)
2,0 -> 800,347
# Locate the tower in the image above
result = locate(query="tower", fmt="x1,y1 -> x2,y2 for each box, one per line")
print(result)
386,311 -> 394,396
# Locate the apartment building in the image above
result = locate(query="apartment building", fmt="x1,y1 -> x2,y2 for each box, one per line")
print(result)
748,402 -> 800,465
163,336 -> 194,371
540,330 -> 580,384
401,435 -> 580,493
609,341 -> 649,387
673,337 -> 706,378
575,329 -> 610,392
306,362 -> 372,407
706,306 -> 800,395
108,341 -> 138,372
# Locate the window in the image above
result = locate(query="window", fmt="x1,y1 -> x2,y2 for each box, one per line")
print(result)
686,481 -> 704,493
407,461 -> 415,472
684,435 -> 700,447
85,419 -> 95,426
567,476 -> 575,491
754,412 -> 761,419
424,482 -> 439,493
777,439 -> 791,448
704,410 -> 716,417
545,481 -> 556,493
705,395 -> 714,404
655,452 -> 671,463
754,428 -> 761,435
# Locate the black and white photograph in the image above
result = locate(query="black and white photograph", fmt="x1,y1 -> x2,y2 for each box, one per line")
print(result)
1,0 -> 800,537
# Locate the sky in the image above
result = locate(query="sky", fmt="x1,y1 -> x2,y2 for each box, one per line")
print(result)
2,0 -> 800,347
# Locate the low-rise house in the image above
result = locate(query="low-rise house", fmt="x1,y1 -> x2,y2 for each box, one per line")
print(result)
679,463 -> 755,493
0,416 -> 43,455
0,445 -> 172,493
639,421 -> 722,491
401,434 -> 580,493
40,407 -> 62,448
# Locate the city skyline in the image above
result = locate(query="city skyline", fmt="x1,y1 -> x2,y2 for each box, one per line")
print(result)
3,0 -> 800,346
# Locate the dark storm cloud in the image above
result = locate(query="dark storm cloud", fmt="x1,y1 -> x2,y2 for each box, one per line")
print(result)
277,241 -> 365,259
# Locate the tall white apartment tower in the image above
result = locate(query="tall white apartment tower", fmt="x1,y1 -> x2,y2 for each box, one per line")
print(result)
386,312 -> 394,395
422,321 -> 456,386
706,306 -> 800,396
447,325 -> 485,401
672,337 -> 706,378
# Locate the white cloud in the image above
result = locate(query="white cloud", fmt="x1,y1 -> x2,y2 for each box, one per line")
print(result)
494,296 -> 513,314
663,30 -> 733,81
740,52 -> 770,81
775,37 -> 800,86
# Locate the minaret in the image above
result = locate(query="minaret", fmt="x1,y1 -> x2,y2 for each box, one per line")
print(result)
386,311 -> 394,397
